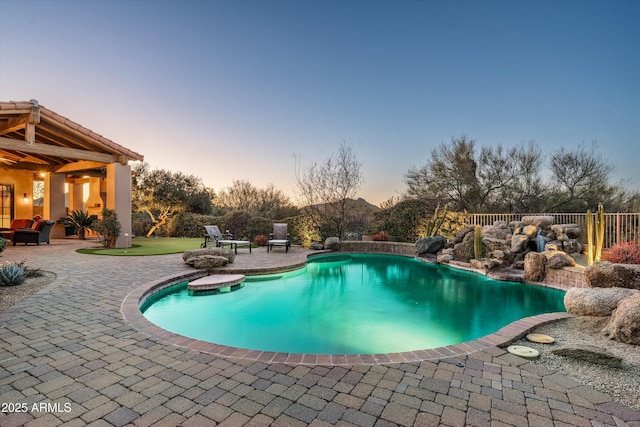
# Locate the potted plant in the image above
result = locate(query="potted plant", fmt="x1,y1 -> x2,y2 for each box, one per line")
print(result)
58,210 -> 98,240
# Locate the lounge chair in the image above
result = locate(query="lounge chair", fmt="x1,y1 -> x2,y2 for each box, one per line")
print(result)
12,220 -> 55,246
201,225 -> 251,254
267,223 -> 290,253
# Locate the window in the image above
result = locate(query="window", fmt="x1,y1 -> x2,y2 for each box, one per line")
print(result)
0,184 -> 13,228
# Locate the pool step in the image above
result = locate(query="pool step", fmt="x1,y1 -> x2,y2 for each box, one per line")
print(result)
188,274 -> 245,296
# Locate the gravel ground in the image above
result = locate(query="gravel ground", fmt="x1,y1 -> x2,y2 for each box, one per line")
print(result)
514,316 -> 640,412
0,271 -> 56,311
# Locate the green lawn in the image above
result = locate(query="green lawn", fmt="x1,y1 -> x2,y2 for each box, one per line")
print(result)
76,237 -> 204,256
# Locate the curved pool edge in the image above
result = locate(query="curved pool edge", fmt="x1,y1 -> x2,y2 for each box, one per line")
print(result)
121,267 -> 573,366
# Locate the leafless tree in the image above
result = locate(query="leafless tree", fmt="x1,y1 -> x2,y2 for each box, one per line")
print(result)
296,143 -> 364,239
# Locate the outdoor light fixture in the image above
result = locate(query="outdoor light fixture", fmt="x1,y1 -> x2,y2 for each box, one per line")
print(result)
23,193 -> 29,203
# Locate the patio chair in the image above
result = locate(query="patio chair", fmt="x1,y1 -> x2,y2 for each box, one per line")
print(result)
267,223 -> 290,253
12,220 -> 55,246
201,225 -> 251,254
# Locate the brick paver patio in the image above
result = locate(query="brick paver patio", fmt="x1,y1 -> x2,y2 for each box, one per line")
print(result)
1,239 -> 639,426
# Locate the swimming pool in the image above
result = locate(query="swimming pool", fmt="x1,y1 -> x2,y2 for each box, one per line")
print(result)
141,254 -> 565,355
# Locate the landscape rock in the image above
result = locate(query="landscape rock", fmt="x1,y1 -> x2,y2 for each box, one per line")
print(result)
483,237 -> 506,252
545,251 -> 576,269
522,225 -> 538,237
470,258 -> 501,270
524,251 -> 547,281
562,239 -> 582,254
455,225 -> 475,239
188,255 -> 229,269
521,215 -> 555,228
585,262 -> 640,290
183,247 -> 235,264
551,224 -> 581,239
545,240 -> 563,251
416,235 -> 447,255
309,242 -> 324,250
324,237 -> 341,251
603,292 -> 640,345
550,344 -> 623,367
509,220 -> 525,231
482,221 -> 511,240
511,234 -> 530,253
437,253 -> 454,264
564,287 -> 637,316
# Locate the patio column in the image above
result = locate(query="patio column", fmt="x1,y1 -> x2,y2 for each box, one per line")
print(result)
43,172 -> 67,239
106,163 -> 132,248
68,179 -> 84,212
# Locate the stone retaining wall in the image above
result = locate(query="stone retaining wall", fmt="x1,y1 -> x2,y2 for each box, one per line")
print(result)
338,241 -> 416,256
543,266 -> 587,289
337,240 -> 587,289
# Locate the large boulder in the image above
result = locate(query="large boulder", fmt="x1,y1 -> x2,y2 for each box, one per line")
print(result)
482,221 -> 511,240
521,216 -> 555,228
603,292 -> 640,345
416,235 -> 446,255
564,287 -> 637,316
511,234 -> 530,253
562,239 -> 582,254
188,255 -> 229,269
455,225 -> 475,239
524,251 -> 547,281
551,224 -> 581,239
483,237 -> 507,252
183,247 -> 235,264
324,237 -> 341,251
544,250 -> 576,269
584,262 -> 640,290
522,225 -> 538,238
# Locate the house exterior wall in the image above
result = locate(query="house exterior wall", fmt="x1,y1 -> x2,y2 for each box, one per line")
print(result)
0,169 -> 34,221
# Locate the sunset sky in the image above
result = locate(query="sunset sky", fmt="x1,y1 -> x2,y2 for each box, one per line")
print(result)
1,0 -> 639,205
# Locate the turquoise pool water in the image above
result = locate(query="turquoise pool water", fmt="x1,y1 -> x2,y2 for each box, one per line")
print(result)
142,254 -> 565,354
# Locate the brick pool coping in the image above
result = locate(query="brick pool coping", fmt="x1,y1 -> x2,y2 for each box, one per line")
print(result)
122,253 -> 573,366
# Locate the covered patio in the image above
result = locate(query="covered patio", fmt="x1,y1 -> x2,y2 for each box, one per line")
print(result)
0,99 -> 143,248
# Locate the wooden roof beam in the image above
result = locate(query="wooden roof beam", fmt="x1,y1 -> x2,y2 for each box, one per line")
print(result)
54,160 -> 108,173
0,137 -> 118,163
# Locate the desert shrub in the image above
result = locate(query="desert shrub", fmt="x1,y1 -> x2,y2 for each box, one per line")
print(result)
367,199 -> 432,242
221,211 -> 252,239
94,208 -> 121,248
132,212 -> 153,237
604,241 -> 640,264
418,210 -> 468,239
253,234 -> 269,246
245,216 -> 273,240
281,214 -> 320,247
0,263 -> 26,286
170,212 -> 221,238
371,231 -> 390,241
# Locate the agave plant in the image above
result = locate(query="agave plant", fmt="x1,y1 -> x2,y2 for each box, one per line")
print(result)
0,263 -> 27,286
59,210 -> 98,240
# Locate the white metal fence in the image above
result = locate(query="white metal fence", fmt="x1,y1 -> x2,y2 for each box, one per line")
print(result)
467,212 -> 640,249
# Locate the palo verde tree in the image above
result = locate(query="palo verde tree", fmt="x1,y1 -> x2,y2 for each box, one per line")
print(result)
405,137 -> 636,213
132,162 -> 214,237
295,142 -> 364,239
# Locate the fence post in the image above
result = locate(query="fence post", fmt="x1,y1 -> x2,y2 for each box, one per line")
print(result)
616,212 -> 621,247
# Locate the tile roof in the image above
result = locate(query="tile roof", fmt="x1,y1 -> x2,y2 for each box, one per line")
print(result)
0,99 -> 144,163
